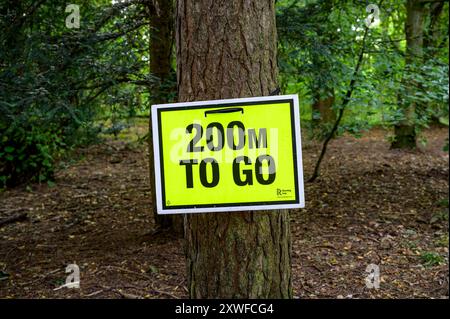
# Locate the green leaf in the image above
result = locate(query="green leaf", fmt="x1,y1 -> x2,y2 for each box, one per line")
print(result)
147,265 -> 159,274
4,146 -> 15,153
438,117 -> 449,126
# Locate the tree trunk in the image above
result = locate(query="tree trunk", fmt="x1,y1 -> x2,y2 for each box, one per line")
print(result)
422,2 -> 445,125
0,1 -> 24,64
423,2 -> 445,57
312,89 -> 336,126
148,0 -> 183,233
392,0 -> 425,149
176,0 -> 292,298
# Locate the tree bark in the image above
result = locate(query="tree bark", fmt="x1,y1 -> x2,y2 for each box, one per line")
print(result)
148,0 -> 183,233
176,0 -> 292,298
392,0 -> 426,149
423,2 -> 446,124
423,2 -> 445,55
312,89 -> 336,126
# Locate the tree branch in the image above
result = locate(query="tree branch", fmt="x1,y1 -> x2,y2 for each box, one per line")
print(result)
308,26 -> 370,183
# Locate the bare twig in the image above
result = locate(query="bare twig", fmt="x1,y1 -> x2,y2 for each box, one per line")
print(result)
100,285 -> 143,299
150,285 -> 179,299
20,269 -> 61,286
84,290 -> 104,297
104,265 -> 153,281
0,212 -> 28,228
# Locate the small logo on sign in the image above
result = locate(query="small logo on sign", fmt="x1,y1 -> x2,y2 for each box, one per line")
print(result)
277,189 -> 292,197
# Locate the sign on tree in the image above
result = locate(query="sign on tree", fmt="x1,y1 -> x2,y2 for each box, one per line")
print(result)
151,95 -> 305,214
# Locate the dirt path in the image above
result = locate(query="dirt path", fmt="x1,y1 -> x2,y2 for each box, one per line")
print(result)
0,127 -> 448,299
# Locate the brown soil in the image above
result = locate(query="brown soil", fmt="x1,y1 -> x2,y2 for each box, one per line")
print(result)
0,126 -> 448,299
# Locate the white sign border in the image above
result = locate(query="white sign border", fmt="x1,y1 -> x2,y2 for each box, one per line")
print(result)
151,94 -> 305,215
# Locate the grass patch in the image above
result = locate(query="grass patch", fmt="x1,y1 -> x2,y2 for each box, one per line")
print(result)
420,252 -> 445,267
435,234 -> 449,248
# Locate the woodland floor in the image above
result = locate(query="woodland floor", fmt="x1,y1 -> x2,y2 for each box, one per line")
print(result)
0,124 -> 448,299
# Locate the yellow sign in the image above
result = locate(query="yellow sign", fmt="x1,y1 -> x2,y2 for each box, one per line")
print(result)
151,95 -> 305,214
